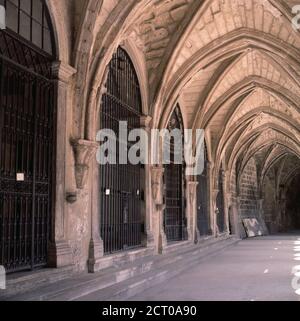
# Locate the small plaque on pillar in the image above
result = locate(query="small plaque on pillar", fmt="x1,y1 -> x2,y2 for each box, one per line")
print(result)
16,173 -> 25,182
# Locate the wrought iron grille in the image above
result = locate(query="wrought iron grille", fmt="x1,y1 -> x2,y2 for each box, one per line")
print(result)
100,47 -> 144,254
0,31 -> 53,77
0,30 -> 55,273
1,0 -> 55,55
216,169 -> 225,233
197,143 -> 211,236
163,105 -> 187,242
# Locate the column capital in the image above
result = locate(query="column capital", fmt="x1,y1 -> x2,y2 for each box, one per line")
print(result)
207,161 -> 212,170
140,115 -> 152,128
212,188 -> 219,198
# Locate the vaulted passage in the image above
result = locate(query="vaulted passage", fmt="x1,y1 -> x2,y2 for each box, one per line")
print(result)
1,0 -> 300,301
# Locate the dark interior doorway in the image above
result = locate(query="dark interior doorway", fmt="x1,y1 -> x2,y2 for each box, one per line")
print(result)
285,174 -> 300,230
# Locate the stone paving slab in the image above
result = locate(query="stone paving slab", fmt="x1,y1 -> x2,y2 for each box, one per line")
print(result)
130,234 -> 300,301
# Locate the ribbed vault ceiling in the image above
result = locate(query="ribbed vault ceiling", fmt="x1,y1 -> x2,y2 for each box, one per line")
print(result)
72,0 -> 300,188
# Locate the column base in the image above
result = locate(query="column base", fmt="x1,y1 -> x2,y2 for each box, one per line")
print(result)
145,230 -> 155,249
158,230 -> 168,254
186,226 -> 193,242
88,238 -> 104,273
48,240 -> 73,268
194,227 -> 201,244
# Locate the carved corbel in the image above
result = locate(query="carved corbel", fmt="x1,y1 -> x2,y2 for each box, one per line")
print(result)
140,115 -> 152,129
51,61 -> 77,83
151,166 -> 164,207
72,139 -> 99,189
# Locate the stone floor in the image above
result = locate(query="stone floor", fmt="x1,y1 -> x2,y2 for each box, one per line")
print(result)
128,234 -> 300,301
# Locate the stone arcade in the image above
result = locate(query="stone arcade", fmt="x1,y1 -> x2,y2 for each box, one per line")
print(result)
0,0 -> 300,300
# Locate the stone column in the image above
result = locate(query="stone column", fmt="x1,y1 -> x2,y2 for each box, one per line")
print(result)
151,166 -> 167,254
230,197 -> 240,237
223,170 -> 230,235
48,62 -> 76,268
236,195 -> 245,238
226,192 -> 232,233
257,198 -> 264,221
257,198 -> 268,234
141,116 -> 155,248
212,188 -> 219,237
207,162 -> 215,236
70,139 -> 102,273
279,198 -> 287,230
186,179 -> 198,243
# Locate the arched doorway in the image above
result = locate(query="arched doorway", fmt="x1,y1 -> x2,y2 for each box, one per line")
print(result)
163,105 -> 187,242
216,169 -> 226,233
197,142 -> 211,236
0,0 -> 56,273
99,47 -> 144,254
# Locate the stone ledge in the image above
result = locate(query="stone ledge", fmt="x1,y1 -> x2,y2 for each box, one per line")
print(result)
90,246 -> 155,272
0,265 -> 75,300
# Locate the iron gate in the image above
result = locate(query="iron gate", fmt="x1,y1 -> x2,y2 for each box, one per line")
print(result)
216,169 -> 225,233
164,105 -> 187,242
197,143 -> 211,236
100,47 -> 144,254
0,30 -> 55,273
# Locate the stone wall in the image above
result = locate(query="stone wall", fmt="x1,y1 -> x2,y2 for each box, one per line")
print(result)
263,170 -> 277,232
239,158 -> 259,219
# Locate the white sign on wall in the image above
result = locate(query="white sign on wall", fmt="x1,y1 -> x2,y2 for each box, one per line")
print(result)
16,173 -> 25,182
0,5 -> 5,30
0,265 -> 6,290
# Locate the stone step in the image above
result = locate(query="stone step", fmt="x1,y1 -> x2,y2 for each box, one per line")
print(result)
0,265 -> 75,299
44,237 -> 239,301
4,237 -> 239,301
6,249 -> 177,301
161,240 -> 193,255
75,238 -> 240,301
52,238 -> 235,301
96,246 -> 155,270
4,252 -> 156,301
1,246 -> 154,300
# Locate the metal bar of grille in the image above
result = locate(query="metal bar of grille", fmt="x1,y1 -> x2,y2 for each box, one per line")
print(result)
100,47 -> 144,254
0,30 -> 55,273
164,105 -> 187,243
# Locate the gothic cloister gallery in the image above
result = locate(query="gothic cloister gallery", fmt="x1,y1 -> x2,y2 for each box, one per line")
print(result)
0,0 -> 300,301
